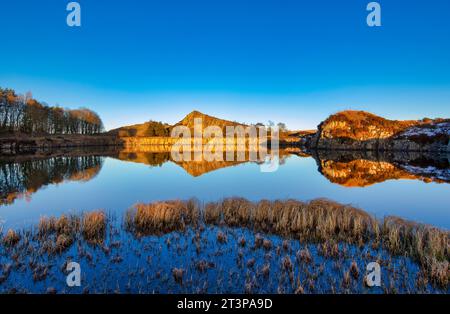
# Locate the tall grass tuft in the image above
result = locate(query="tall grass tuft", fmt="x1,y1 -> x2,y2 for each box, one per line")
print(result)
125,199 -> 200,236
2,229 -> 21,247
82,211 -> 106,244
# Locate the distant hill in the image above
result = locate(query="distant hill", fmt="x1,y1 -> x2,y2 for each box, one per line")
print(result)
109,120 -> 171,137
111,111 -> 247,137
173,110 -> 247,132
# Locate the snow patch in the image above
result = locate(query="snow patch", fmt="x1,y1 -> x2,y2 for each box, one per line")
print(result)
400,122 -> 450,138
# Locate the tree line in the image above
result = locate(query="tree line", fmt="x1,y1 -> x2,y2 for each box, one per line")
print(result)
0,87 -> 103,135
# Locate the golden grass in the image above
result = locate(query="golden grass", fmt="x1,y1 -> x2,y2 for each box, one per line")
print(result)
125,199 -> 200,236
36,211 -> 106,253
82,211 -> 106,244
38,215 -> 80,239
2,229 -> 21,247
125,197 -> 449,288
382,216 -> 449,287
203,198 -> 378,244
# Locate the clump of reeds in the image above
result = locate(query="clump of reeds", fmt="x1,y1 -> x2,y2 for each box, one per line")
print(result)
261,264 -> 270,278
282,256 -> 293,272
55,234 -> 73,253
82,211 -> 106,244
247,258 -> 256,268
204,198 -> 378,244
427,259 -> 449,288
381,216 -> 449,288
263,239 -> 272,251
121,197 -> 449,289
342,271 -> 351,289
297,247 -> 312,264
2,229 -> 21,247
36,211 -> 106,253
125,199 -> 200,236
38,215 -> 80,238
254,234 -> 264,249
37,215 -> 81,254
350,261 -> 359,279
216,231 -> 227,244
195,260 -> 214,273
172,268 -> 184,285
382,216 -> 448,261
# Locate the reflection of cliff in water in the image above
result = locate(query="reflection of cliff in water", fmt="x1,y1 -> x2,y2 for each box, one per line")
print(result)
311,150 -> 450,187
116,147 -> 290,177
0,153 -> 105,205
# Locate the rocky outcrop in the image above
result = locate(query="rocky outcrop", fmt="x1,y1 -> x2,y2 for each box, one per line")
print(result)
307,111 -> 449,152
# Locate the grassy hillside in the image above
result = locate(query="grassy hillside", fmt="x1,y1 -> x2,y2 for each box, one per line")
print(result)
109,121 -> 171,137
173,110 -> 247,132
111,111 -> 247,137
319,110 -> 447,141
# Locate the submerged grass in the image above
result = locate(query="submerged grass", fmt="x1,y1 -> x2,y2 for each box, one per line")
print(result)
125,199 -> 200,236
0,198 -> 448,291
2,229 -> 21,247
36,211 -> 106,253
82,211 -> 106,244
125,198 -> 449,288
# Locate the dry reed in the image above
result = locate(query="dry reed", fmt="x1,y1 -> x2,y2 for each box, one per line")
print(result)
125,197 -> 449,288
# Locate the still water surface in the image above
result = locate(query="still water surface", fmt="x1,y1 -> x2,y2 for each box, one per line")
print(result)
1,151 -> 449,229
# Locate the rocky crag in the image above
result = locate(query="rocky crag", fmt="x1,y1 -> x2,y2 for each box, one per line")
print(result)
306,111 -> 449,152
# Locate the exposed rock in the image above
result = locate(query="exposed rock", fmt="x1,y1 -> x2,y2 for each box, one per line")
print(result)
306,111 -> 449,152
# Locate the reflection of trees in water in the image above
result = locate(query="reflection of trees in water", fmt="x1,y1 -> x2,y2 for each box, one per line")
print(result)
0,156 -> 103,205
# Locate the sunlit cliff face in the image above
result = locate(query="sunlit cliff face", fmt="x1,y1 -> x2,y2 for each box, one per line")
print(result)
318,110 -> 420,141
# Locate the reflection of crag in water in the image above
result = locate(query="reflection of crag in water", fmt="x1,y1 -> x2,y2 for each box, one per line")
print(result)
117,148 -> 289,177
0,154 -> 104,205
311,150 -> 450,187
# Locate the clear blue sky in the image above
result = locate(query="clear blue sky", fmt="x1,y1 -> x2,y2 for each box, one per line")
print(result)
0,0 -> 449,130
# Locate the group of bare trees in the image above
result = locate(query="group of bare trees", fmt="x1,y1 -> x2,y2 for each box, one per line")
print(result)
0,88 -> 103,135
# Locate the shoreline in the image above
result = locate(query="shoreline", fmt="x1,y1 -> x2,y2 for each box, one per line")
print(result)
0,134 -> 123,155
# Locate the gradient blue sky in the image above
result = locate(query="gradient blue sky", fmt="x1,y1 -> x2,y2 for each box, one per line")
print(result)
0,0 -> 449,130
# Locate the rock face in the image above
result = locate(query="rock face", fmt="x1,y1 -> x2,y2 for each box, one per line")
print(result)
307,111 -> 450,152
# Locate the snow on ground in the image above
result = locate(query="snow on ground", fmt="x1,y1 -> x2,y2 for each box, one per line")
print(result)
400,122 -> 450,138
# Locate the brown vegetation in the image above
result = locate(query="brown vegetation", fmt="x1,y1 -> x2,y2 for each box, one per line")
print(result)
319,110 -> 421,141
0,87 -> 103,136
109,120 -> 171,137
125,199 -> 200,236
124,198 -> 449,287
2,229 -> 21,247
36,211 -> 106,253
82,211 -> 106,244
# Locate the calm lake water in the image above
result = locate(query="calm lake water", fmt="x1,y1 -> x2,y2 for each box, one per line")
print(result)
1,149 -> 449,229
